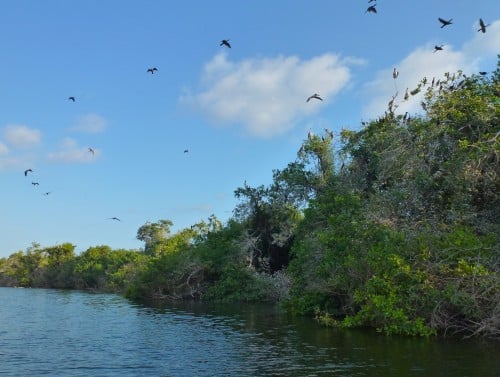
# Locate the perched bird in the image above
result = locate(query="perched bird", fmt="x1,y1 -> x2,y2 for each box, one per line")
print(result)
366,5 -> 377,14
393,68 -> 399,79
220,39 -> 231,48
68,96 -> 75,102
108,217 -> 121,221
404,88 -> 409,101
147,67 -> 158,74
324,128 -> 334,139
24,169 -> 33,176
88,147 -> 95,155
306,93 -> 323,102
438,18 -> 453,28
478,18 -> 489,33
434,44 -> 444,52
308,128 -> 314,140
31,182 -> 39,186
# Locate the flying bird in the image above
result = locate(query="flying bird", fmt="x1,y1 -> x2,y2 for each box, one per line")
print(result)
366,5 -> 377,14
24,169 -> 33,176
393,68 -> 399,79
147,67 -> 158,74
32,182 -> 39,186
43,192 -> 51,196
108,217 -> 121,221
184,149 -> 189,154
479,71 -> 487,75
306,93 -> 323,102
88,147 -> 95,155
438,18 -> 453,28
478,18 -> 489,33
434,44 -> 444,52
68,96 -> 75,102
220,39 -> 231,48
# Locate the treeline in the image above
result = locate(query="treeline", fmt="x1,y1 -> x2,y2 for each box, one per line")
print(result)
1,61 -> 498,338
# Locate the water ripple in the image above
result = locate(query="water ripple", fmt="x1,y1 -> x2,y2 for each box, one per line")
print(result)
0,288 -> 497,377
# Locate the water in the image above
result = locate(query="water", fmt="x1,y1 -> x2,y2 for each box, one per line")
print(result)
0,288 -> 498,376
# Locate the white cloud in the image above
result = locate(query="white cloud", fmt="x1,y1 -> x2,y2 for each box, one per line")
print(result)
0,156 -> 25,171
47,138 -> 100,163
182,53 -> 358,138
0,142 -> 8,156
361,19 -> 500,120
3,124 -> 41,148
70,114 -> 108,134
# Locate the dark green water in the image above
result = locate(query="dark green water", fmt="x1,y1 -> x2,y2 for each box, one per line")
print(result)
0,287 -> 497,376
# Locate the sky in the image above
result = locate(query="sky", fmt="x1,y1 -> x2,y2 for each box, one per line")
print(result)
1,0 -> 499,257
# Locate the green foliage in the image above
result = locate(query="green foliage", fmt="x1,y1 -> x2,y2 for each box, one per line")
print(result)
286,63 -> 499,337
136,219 -> 173,255
204,264 -> 277,302
2,61 -> 498,338
73,246 -> 144,291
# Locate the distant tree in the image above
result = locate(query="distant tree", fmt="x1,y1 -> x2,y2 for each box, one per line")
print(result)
136,219 -> 173,255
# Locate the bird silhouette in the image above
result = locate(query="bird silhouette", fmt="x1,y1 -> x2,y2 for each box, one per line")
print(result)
220,39 -> 231,48
43,192 -> 51,196
393,68 -> 399,79
108,217 -> 121,221
438,18 -> 453,28
32,182 -> 39,186
68,96 -> 75,102
479,71 -> 487,75
366,5 -> 377,14
324,128 -> 334,139
88,147 -> 95,155
478,18 -> 489,33
24,169 -> 33,176
308,128 -> 314,140
404,88 -> 409,101
184,149 -> 189,153
434,45 -> 444,52
306,93 -> 323,102
147,67 -> 158,74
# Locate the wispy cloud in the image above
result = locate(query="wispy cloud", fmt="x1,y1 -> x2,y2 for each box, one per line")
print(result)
3,124 -> 41,148
47,138 -> 100,163
361,19 -> 500,119
0,142 -> 8,156
182,53 -> 360,138
0,156 -> 27,171
70,114 -> 108,134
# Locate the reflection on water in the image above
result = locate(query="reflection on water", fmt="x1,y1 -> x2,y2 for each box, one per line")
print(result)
0,287 -> 497,376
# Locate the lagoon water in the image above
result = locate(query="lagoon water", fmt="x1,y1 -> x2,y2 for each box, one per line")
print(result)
0,287 -> 498,376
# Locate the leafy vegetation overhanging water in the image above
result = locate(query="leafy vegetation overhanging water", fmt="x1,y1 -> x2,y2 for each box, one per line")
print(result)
1,61 -> 499,339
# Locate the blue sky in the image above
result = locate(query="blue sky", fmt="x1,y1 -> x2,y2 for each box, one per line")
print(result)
1,0 -> 499,257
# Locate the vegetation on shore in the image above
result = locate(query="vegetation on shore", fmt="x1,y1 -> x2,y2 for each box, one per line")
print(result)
1,62 -> 499,338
